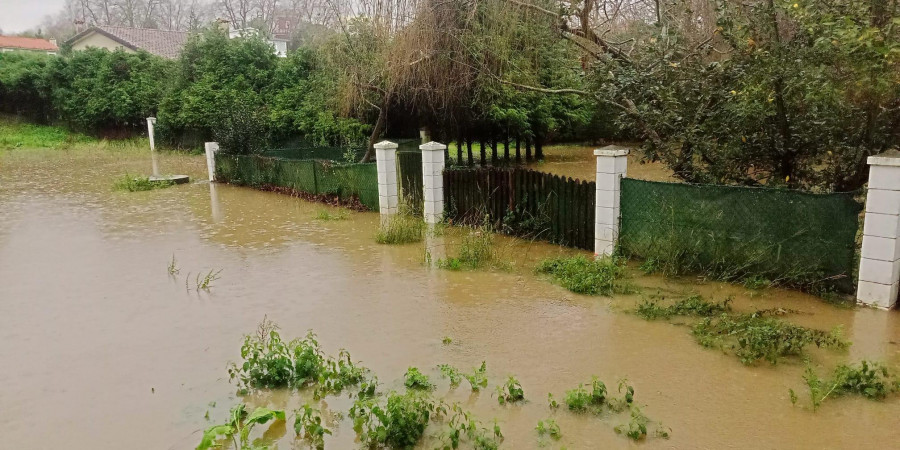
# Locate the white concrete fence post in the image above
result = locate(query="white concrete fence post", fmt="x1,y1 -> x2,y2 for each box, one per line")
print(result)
147,117 -> 159,176
204,142 -> 219,182
375,140 -> 399,215
857,152 -> 900,309
421,141 -> 447,224
594,145 -> 629,257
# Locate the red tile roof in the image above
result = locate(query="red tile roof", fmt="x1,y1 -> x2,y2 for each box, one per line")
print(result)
0,36 -> 58,51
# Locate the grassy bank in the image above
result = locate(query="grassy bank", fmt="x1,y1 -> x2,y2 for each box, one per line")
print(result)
0,116 -> 154,151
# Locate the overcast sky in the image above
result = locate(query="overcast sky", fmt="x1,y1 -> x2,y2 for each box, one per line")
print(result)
0,0 -> 66,34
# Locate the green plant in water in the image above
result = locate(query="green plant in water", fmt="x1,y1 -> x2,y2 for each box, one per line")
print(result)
375,214 -> 425,244
743,276 -> 771,290
614,407 -> 649,441
438,224 -> 504,271
547,393 -> 559,409
635,295 -> 732,320
442,336 -> 453,345
404,367 -> 434,390
294,403 -> 331,450
564,376 -> 608,413
315,209 -> 349,221
535,418 -> 562,440
438,364 -> 462,388
114,174 -> 173,192
495,376 -> 525,405
196,403 -> 285,450
350,391 -> 435,449
167,254 -> 179,275
195,269 -> 222,291
692,311 -> 849,365
796,360 -> 900,411
463,361 -> 489,392
438,403 -> 504,450
536,255 -> 633,296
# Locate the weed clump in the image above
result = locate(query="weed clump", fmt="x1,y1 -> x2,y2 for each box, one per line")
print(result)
564,377 -> 607,412
376,214 -> 425,244
536,255 -> 632,296
404,367 -> 434,390
197,403 -> 285,450
556,376 -> 667,441
794,360 -> 900,410
438,225 -> 504,270
635,295 -> 732,320
314,209 -> 349,220
692,311 -> 849,365
463,361 -> 489,392
293,404 -> 331,449
438,364 -> 462,387
495,376 -> 525,404
114,174 -> 173,192
439,404 -> 504,450
535,418 -> 561,440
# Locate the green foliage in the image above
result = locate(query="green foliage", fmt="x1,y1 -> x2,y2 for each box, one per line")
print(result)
536,255 -> 632,296
114,174 -> 173,192
614,408 -> 649,441
798,360 -> 900,410
564,376 -> 608,413
0,117 -> 91,149
293,404 -> 331,450
438,404 -> 504,450
438,225 -> 502,271
197,403 -> 286,450
195,269 -> 222,291
635,295 -> 733,320
535,418 -> 561,440
375,214 -> 425,244
463,361 -> 489,392
441,336 -> 453,345
495,376 -> 525,405
692,311 -> 849,365
350,391 -> 435,449
404,367 -> 434,390
438,364 -> 462,388
314,209 -> 349,220
167,255 -> 179,276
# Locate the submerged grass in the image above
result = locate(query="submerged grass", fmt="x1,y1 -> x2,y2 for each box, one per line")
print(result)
635,295 -> 732,320
114,174 -> 174,192
794,360 -> 900,410
693,311 -> 849,365
314,209 -> 349,221
536,255 -> 633,296
437,224 -> 505,270
376,214 -> 425,244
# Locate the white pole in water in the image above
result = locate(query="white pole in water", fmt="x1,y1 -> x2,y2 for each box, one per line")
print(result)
205,142 -> 219,182
594,146 -> 629,257
147,117 -> 159,177
420,141 -> 447,224
857,152 -> 900,309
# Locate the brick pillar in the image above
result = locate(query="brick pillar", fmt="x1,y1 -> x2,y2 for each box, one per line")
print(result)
594,146 -> 629,257
857,153 -> 900,309
421,141 -> 447,224
204,142 -> 219,182
375,140 -> 399,215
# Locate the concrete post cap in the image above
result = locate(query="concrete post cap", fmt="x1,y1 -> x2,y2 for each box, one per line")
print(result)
867,149 -> 900,167
420,141 -> 447,151
594,145 -> 629,157
147,117 -> 157,124
374,140 -> 399,150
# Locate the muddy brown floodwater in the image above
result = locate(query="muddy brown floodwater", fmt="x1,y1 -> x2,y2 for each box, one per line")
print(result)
1,147 -> 899,449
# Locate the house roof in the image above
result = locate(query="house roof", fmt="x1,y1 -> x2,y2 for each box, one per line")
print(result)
67,26 -> 189,59
0,35 -> 58,51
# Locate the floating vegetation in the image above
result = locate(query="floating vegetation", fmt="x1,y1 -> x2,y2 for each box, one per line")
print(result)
693,311 -> 849,365
555,375 -> 668,441
635,295 -> 732,320
167,254 -> 179,275
293,404 -> 331,450
438,364 -> 462,388
495,376 -> 525,405
375,214 -> 425,244
535,418 -> 561,441
441,336 -> 453,345
792,360 -> 900,411
114,173 -> 173,192
195,269 -> 222,291
314,209 -> 349,221
463,361 -> 489,392
536,255 -> 633,296
197,403 -> 285,450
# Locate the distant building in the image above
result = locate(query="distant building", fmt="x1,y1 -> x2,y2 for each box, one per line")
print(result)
228,27 -> 288,58
0,36 -> 58,55
66,26 -> 189,59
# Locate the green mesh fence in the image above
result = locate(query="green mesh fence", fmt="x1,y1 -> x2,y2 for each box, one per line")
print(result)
619,178 -> 862,292
215,154 -> 378,210
261,146 -> 365,162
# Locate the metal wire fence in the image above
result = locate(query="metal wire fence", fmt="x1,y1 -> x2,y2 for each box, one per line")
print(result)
214,153 -> 379,210
619,178 -> 862,292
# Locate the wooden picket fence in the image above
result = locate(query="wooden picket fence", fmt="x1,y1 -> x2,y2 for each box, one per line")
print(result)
443,167 -> 595,250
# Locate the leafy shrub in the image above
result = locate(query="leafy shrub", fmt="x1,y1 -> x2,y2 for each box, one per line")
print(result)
438,364 -> 462,387
294,404 -> 331,450
404,367 -> 434,390
614,408 -> 649,441
197,403 -> 285,450
495,376 -> 525,404
635,295 -> 732,320
350,391 -> 435,449
693,311 -> 849,365
536,255 -> 632,296
463,361 -> 489,392
439,404 -> 504,450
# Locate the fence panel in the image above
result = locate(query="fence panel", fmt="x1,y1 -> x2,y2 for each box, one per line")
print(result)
397,151 -> 423,212
444,167 -> 595,250
619,178 -> 862,292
